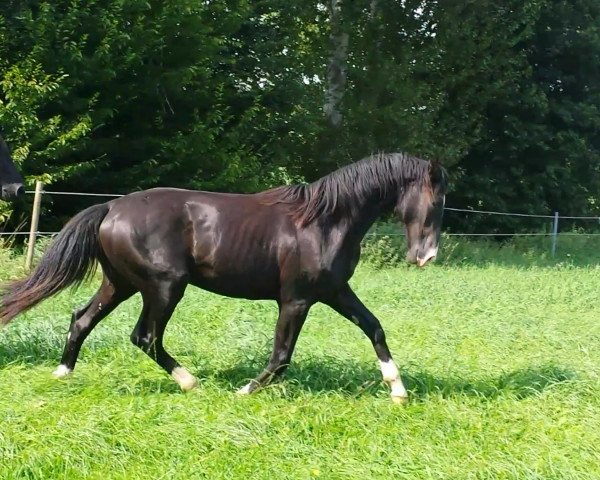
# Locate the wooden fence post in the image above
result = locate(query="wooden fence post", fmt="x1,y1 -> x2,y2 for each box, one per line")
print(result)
25,180 -> 44,271
551,211 -> 559,257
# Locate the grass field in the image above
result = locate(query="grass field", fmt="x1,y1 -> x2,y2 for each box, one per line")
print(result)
1,236 -> 599,479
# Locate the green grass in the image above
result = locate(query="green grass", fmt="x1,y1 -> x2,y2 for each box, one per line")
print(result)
1,239 -> 600,479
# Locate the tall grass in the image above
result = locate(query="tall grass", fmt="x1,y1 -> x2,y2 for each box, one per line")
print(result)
0,235 -> 599,479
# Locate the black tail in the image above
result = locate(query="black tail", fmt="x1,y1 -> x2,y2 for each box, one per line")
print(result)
0,203 -> 110,324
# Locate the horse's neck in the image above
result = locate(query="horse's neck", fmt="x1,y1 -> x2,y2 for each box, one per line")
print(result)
332,190 -> 397,247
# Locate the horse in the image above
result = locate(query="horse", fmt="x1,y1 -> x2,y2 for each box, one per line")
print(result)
0,153 -> 447,403
0,135 -> 25,200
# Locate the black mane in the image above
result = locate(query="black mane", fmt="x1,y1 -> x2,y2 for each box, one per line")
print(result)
259,153 -> 431,226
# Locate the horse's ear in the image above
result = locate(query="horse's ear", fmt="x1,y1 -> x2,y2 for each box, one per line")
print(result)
428,160 -> 444,184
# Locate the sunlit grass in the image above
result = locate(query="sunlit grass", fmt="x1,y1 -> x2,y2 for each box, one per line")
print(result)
1,242 -> 599,479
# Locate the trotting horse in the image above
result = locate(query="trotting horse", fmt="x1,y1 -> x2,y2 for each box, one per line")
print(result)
0,153 -> 447,403
0,135 -> 24,200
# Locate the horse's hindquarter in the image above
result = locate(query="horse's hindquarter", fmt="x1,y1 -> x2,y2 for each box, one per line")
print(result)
98,189 -> 197,283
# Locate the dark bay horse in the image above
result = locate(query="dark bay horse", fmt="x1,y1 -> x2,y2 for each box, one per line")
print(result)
0,135 -> 24,200
0,153 -> 447,403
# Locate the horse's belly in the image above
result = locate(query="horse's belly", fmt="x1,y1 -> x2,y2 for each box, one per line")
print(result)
187,208 -> 294,300
189,269 -> 279,300
188,250 -> 280,300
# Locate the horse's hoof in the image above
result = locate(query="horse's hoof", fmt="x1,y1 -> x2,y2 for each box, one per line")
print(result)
179,377 -> 198,392
171,367 -> 198,392
236,382 -> 256,395
52,365 -> 72,379
391,395 -> 409,405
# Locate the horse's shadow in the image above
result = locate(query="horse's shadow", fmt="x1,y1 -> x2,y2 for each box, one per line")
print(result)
201,355 -> 575,401
0,334 -> 575,401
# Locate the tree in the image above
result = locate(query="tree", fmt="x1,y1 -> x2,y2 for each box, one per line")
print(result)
449,0 -> 600,233
1,0 -> 325,229
3,0 -> 600,237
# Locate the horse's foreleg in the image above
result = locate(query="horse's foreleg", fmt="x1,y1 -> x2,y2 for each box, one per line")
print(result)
54,276 -> 133,378
324,284 -> 408,404
237,299 -> 310,395
131,279 -> 198,392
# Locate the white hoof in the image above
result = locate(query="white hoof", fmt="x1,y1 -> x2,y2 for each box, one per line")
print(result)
171,367 -> 198,392
390,379 -> 408,399
391,394 -> 409,405
52,364 -> 72,379
236,382 -> 254,395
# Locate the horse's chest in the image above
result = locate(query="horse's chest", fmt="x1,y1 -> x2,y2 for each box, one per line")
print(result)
302,249 -> 359,289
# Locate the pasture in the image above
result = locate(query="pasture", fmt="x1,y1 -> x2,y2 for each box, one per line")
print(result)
0,237 -> 599,479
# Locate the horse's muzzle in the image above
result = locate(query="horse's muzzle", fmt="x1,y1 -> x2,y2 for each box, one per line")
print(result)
406,246 -> 438,267
2,183 -> 25,200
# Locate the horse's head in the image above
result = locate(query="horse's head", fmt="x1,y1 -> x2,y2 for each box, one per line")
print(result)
0,135 -> 25,201
396,160 -> 447,267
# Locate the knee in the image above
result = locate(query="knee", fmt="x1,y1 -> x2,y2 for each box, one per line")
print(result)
283,299 -> 310,316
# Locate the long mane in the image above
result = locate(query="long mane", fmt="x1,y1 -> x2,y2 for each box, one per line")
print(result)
258,152 -> 431,226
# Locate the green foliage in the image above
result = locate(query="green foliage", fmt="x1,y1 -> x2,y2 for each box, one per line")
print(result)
361,235 -> 403,268
449,0 -> 600,233
1,1 -> 323,204
1,0 -> 600,234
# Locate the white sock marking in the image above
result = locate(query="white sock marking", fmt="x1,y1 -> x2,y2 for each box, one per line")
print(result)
237,382 -> 253,395
52,364 -> 72,378
379,359 -> 399,382
171,367 -> 198,392
379,360 -> 408,400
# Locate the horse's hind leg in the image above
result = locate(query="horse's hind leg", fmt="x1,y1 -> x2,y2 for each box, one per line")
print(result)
130,279 -> 198,392
237,299 -> 310,395
53,275 -> 135,377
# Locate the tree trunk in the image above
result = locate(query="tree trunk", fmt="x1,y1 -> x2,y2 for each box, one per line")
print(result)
324,0 -> 349,128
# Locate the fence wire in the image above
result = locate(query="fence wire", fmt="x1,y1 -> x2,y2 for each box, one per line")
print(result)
1,188 -> 600,238
445,206 -> 600,221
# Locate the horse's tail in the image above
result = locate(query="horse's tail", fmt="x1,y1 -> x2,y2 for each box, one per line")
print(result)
0,203 -> 110,325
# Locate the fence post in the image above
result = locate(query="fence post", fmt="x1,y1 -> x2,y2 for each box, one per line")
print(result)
25,180 -> 44,271
551,211 -> 559,257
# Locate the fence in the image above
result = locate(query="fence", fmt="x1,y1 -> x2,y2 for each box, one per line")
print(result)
2,182 -> 600,269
